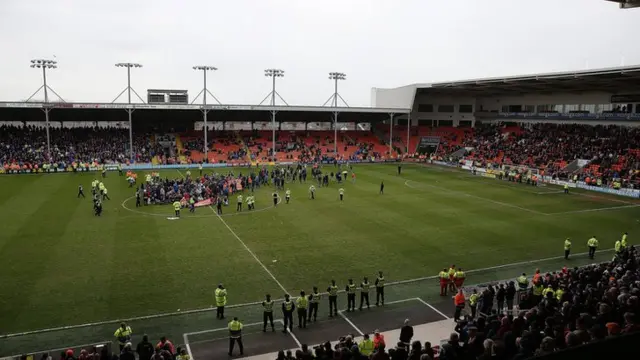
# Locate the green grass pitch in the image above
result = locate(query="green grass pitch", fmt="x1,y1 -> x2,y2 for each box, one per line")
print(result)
0,163 -> 638,354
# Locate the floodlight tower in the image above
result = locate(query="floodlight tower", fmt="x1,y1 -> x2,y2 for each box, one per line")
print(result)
192,66 -> 219,162
326,72 -> 348,155
262,69 -> 286,157
114,63 -> 143,162
29,59 -> 58,158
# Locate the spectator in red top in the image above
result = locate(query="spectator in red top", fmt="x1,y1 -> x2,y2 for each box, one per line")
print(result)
156,337 -> 175,354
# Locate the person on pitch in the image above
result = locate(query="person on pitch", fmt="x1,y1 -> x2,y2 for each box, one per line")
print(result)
375,271 -> 385,306
296,290 -> 308,328
346,279 -> 356,312
360,276 -> 371,310
327,280 -> 338,317
262,294 -> 275,332
307,286 -> 320,322
228,317 -> 244,357
236,193 -> 243,211
282,294 -> 295,333
215,284 -> 227,319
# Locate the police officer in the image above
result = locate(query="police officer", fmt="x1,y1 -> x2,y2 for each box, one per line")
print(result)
587,236 -> 599,259
564,238 -> 571,260
564,183 -> 569,194
359,277 -> 371,311
621,232 -> 629,249
468,289 -> 478,319
237,194 -> 243,211
375,271 -> 385,306
516,273 -> 528,290
215,284 -> 227,319
308,286 -> 320,322
296,290 -> 308,329
282,294 -> 295,333
228,317 -> 243,357
113,322 -> 132,352
346,279 -> 356,312
327,280 -> 338,317
262,294 -> 275,332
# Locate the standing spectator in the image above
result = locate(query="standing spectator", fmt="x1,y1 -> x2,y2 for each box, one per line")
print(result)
136,334 -> 155,360
120,344 -> 135,360
156,337 -> 175,355
399,319 -> 414,345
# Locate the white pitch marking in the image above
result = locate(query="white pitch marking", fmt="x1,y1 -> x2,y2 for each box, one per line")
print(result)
414,297 -> 450,319
338,311 -> 364,336
546,204 -> 640,215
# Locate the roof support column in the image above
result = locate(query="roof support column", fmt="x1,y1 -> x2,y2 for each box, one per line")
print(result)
389,113 -> 394,155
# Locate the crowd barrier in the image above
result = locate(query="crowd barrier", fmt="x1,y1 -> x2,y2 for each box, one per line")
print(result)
462,166 -> 640,199
0,158 -> 402,175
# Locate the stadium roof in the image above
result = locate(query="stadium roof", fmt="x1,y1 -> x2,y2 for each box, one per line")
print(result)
416,65 -> 640,96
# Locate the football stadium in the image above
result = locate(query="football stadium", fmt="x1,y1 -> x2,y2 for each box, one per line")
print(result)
2,1 -> 640,360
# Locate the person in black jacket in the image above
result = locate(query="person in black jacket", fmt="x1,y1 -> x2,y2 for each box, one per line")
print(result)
505,281 -> 516,315
496,284 -> 506,314
136,335 -> 155,360
399,319 -> 414,345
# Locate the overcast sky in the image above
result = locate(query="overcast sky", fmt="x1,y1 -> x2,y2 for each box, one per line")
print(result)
0,0 -> 638,107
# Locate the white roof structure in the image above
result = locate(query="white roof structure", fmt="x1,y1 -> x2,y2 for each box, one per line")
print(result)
372,65 -> 640,110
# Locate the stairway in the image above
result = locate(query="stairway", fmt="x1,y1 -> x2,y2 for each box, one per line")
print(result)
175,134 -> 188,163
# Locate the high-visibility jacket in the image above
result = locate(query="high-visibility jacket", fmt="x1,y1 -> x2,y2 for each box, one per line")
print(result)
564,239 -> 571,251
310,292 -> 320,303
448,268 -> 456,279
328,285 -> 338,296
454,271 -> 465,280
517,276 -> 528,289
469,294 -> 478,306
555,289 -> 564,301
621,234 -> 628,248
296,296 -> 308,309
283,300 -> 294,312
439,271 -> 448,282
361,282 -> 371,292
215,288 -> 227,306
533,285 -> 544,296
615,241 -> 622,253
359,339 -> 374,356
588,238 -> 598,248
376,276 -> 385,288
263,300 -> 274,312
228,320 -> 243,338
114,326 -> 132,345
542,287 -> 554,298
347,284 -> 356,294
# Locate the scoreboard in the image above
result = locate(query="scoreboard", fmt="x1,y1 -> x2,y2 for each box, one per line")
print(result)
147,89 -> 189,105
